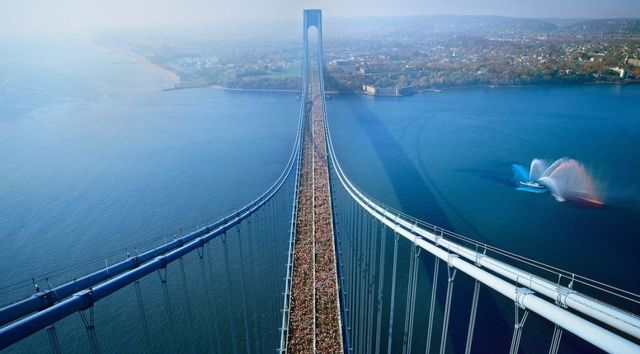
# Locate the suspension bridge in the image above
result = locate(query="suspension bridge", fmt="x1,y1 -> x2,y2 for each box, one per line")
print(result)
1,9 -> 640,354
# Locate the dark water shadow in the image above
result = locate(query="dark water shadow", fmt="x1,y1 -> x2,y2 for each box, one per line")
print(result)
455,166 -> 515,188
335,96 -> 519,354
343,99 -> 454,230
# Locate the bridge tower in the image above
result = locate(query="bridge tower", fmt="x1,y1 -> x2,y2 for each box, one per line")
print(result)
285,9 -> 344,353
303,9 -> 324,91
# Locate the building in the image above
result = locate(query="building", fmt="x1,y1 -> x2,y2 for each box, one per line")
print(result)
363,85 -> 377,95
610,67 -> 628,79
362,84 -> 413,96
627,58 -> 640,67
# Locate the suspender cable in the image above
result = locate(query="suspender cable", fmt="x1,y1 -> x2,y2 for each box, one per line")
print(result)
78,306 -> 100,354
465,280 -> 481,354
439,257 -> 458,354
334,181 -> 353,354
133,281 -> 152,353
46,324 -> 62,354
271,199 -> 281,351
407,247 -> 421,354
549,324 -> 563,354
222,233 -> 240,354
374,223 -> 387,354
386,231 -> 400,354
363,210 -> 371,353
402,242 -> 417,354
366,215 -> 377,354
549,277 -> 565,354
205,242 -> 224,354
360,210 -> 368,353
425,257 -> 440,354
196,247 -> 216,354
262,202 -> 273,353
353,207 -> 362,352
510,288 -> 532,354
357,209 -> 366,353
247,218 -> 262,354
179,257 -> 197,354
348,202 -> 357,346
362,210 -> 371,353
269,200 -> 279,350
347,196 -> 356,350
263,205 -> 273,351
235,224 -> 251,354
158,267 -> 178,354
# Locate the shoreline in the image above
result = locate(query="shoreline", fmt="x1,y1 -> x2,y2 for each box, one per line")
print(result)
166,80 -> 638,96
99,45 -> 181,86
98,49 -> 638,96
94,43 -> 639,95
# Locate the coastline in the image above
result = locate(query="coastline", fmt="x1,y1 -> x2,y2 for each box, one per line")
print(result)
166,80 -> 638,96
99,45 -> 181,86
96,48 -> 638,96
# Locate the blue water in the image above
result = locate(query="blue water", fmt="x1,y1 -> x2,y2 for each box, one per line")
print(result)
2,37 -> 639,353
0,38 -> 298,300
328,85 -> 640,287
327,86 -> 640,352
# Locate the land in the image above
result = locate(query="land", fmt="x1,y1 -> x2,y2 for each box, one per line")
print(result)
96,16 -> 640,93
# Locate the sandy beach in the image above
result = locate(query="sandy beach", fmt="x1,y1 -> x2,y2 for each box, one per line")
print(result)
100,45 -> 181,86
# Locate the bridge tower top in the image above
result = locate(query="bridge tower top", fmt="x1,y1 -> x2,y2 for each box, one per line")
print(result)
302,9 -> 324,93
303,9 -> 322,29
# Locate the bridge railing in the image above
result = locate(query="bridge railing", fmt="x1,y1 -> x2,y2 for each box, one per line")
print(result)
320,69 -> 640,352
278,53 -> 307,353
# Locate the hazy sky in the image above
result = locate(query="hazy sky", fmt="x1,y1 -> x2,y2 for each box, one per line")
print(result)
2,0 -> 640,34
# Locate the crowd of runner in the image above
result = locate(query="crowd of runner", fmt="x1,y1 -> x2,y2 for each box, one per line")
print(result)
287,105 -> 315,353
287,77 -> 343,352
312,90 -> 343,353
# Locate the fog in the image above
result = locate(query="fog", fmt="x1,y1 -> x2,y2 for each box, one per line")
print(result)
2,0 -> 640,35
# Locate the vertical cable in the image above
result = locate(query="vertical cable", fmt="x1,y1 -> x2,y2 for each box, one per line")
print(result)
258,207 -> 269,351
509,303 -> 529,354
366,215 -> 377,354
407,247 -> 421,354
465,280 -> 481,354
425,257 -> 440,354
386,231 -> 400,354
402,243 -> 417,354
78,307 -> 100,354
179,257 -> 197,354
46,324 -> 62,354
158,267 -> 178,354
374,223 -> 387,354
196,247 -> 217,354
133,281 -> 152,353
205,242 -> 224,354
549,324 -> 563,354
439,258 -> 457,354
360,209 -> 370,353
357,209 -> 366,353
348,201 -> 357,347
235,224 -> 251,354
247,217 -> 262,354
351,206 -> 360,351
222,233 -> 240,354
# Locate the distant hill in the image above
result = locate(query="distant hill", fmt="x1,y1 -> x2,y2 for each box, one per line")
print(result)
560,18 -> 640,35
325,15 -> 640,39
325,15 -> 559,38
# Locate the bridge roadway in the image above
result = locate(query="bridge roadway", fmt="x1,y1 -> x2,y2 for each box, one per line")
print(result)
286,59 -> 343,352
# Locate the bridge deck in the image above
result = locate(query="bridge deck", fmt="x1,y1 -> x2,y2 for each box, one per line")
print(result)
287,67 -> 343,352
